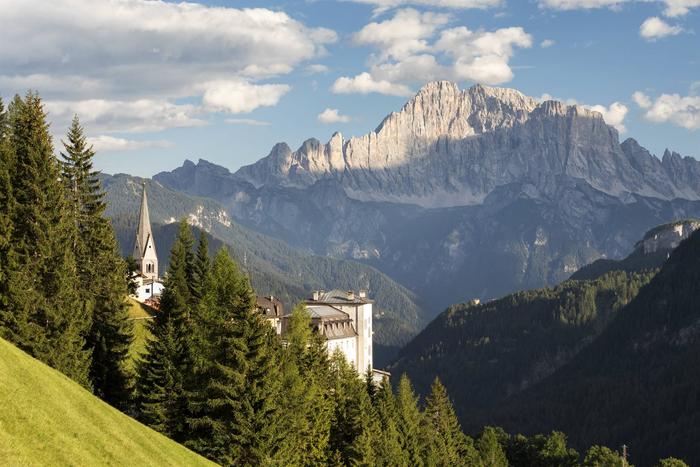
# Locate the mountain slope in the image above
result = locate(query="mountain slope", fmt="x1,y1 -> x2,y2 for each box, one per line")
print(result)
0,338 -> 212,466
482,228 -> 700,466
103,174 -> 425,363
154,82 -> 700,313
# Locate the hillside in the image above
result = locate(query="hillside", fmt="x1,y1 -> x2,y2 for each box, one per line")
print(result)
480,228 -> 700,466
103,175 -> 425,364
389,269 -> 654,420
0,338 -> 212,466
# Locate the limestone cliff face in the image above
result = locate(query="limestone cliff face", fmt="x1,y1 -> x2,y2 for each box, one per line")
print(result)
235,81 -> 700,207
637,220 -> 700,254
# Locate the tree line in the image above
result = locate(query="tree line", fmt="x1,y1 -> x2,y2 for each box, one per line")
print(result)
0,91 -> 687,466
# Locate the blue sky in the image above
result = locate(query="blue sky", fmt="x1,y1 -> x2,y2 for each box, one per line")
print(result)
1,0 -> 698,176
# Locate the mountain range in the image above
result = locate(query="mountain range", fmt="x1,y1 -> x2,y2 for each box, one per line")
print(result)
153,81 -> 700,316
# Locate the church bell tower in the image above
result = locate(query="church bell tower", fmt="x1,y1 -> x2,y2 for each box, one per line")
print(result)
133,183 -> 158,281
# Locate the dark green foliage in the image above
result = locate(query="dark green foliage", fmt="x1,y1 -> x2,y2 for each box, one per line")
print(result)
656,458 -> 689,467
137,220 -> 194,439
191,232 -> 210,303
185,249 -> 281,465
476,427 -> 508,467
60,116 -> 133,409
0,92 -> 90,386
395,374 -> 425,467
391,269 -> 655,430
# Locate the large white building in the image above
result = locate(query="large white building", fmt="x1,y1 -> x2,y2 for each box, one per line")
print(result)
131,183 -> 164,304
280,289 -> 375,376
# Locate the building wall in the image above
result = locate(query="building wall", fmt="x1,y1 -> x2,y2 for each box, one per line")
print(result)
135,281 -> 165,302
139,235 -> 159,281
334,302 -> 373,373
326,337 -> 357,369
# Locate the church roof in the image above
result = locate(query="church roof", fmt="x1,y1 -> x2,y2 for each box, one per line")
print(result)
134,183 -> 156,259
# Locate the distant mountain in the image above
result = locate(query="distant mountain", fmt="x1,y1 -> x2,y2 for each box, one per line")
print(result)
102,174 -> 426,365
482,227 -> 700,466
154,82 -> 700,314
571,219 -> 700,281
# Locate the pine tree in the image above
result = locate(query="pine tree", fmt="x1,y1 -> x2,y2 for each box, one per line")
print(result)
395,374 -> 425,467
0,92 -> 90,386
137,219 -> 195,439
0,98 -> 13,319
60,116 -> 133,409
190,231 -> 211,304
583,445 -> 625,467
373,379 -> 406,466
423,377 -> 478,466
476,427 -> 508,467
187,249 -> 281,465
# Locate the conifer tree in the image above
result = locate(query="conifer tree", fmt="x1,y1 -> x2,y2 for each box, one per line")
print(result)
187,249 -> 281,465
190,231 -> 210,304
423,377 -> 478,466
0,92 -> 90,386
476,427 -> 508,467
60,116 -> 133,409
395,374 -> 425,467
0,97 -> 13,306
373,379 -> 406,466
137,219 -> 195,439
583,445 -> 625,467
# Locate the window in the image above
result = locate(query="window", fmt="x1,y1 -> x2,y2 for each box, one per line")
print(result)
145,288 -> 150,294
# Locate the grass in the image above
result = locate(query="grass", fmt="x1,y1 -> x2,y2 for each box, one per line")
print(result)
126,298 -> 155,371
0,337 -> 214,466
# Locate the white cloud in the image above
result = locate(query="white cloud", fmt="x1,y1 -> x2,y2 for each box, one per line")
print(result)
639,17 -> 683,39
87,135 -> 173,152
536,93 -> 628,132
585,102 -> 629,132
540,39 -> 556,48
334,9 -> 532,95
633,91 -> 700,130
538,0 -> 628,9
306,64 -> 330,75
201,81 -> 291,114
632,91 -> 652,108
224,118 -> 271,126
348,0 -> 502,14
318,108 -> 352,123
332,72 -> 413,96
0,0 -> 336,132
354,9 -> 450,61
662,0 -> 700,17
45,99 -> 206,134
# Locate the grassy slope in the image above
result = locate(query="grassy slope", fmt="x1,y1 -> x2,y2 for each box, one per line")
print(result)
126,298 -> 155,370
0,338 -> 213,466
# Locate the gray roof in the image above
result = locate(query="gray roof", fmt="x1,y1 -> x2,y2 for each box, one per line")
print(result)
308,289 -> 373,305
305,304 -> 349,320
133,183 -> 156,260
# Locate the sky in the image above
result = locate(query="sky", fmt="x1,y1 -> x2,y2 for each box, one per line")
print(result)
1,0 -> 698,177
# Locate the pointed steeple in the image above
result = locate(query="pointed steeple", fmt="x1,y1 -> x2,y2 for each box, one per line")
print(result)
133,182 -> 158,280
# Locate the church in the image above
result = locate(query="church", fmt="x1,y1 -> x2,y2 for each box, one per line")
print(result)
131,183 -> 165,304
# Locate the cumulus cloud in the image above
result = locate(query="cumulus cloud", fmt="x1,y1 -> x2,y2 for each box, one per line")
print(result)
318,108 -> 352,123
540,39 -> 556,48
45,99 -> 206,134
87,135 -> 173,152
333,9 -> 532,96
632,91 -> 700,130
537,93 -> 628,132
0,0 -> 336,132
538,0 -> 628,10
332,72 -> 414,96
662,0 -> 700,17
348,0 -> 502,14
201,81 -> 290,114
640,17 -> 683,39
225,118 -> 271,126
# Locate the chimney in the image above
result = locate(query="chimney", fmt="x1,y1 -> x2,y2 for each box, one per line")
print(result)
358,290 -> 367,299
312,291 -> 319,301
347,290 -> 355,300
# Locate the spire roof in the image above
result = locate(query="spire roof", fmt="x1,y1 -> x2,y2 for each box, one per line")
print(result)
134,182 -> 155,259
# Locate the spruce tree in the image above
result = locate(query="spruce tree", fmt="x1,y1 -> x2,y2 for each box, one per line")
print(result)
395,374 -> 425,467
60,116 -> 133,409
187,249 -> 281,465
0,98 -> 13,320
190,231 -> 210,304
423,377 -> 478,466
476,427 -> 508,467
373,379 -> 406,466
0,92 -> 90,386
137,219 -> 195,439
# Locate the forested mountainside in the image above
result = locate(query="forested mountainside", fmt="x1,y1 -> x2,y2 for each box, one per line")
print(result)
483,228 -> 700,465
154,82 -> 700,315
389,269 -> 654,424
103,174 -> 425,363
